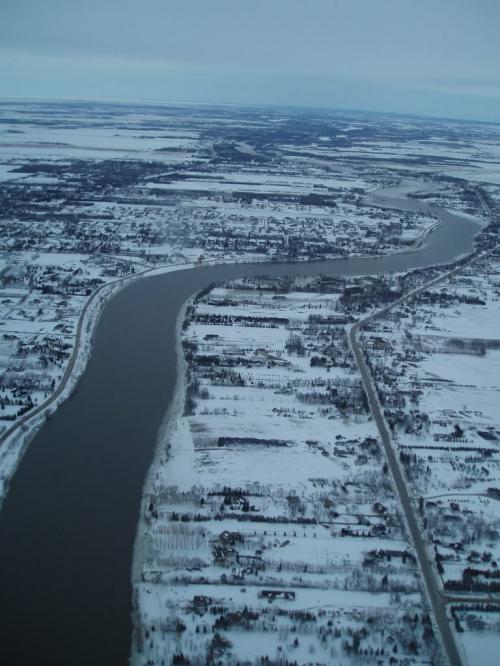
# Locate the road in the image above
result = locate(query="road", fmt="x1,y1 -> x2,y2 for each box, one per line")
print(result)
0,259 -> 202,451
0,252 -> 270,454
348,253 -> 493,666
0,151 -> 215,453
1,186 -> 494,644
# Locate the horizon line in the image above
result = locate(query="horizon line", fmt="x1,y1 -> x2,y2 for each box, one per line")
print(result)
0,93 -> 498,127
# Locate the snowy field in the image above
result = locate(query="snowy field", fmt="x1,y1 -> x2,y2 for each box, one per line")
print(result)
132,277 -> 439,665
362,251 -> 500,664
0,100 -> 498,664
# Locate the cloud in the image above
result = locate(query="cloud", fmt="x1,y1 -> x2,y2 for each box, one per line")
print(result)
422,78 -> 500,100
0,1 -> 499,120
0,48 -> 225,76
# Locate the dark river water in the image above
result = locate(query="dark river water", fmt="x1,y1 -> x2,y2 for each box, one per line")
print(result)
0,202 -> 481,665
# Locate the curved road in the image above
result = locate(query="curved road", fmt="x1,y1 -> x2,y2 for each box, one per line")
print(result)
0,258 -> 225,452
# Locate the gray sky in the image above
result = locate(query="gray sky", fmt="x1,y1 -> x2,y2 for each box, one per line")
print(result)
1,0 -> 499,121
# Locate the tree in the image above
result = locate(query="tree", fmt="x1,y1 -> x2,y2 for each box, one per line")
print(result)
285,333 -> 305,356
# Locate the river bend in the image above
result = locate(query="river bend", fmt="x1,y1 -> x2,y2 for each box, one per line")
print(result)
0,195 -> 482,665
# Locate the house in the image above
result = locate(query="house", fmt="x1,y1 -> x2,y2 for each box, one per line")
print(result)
258,590 -> 296,601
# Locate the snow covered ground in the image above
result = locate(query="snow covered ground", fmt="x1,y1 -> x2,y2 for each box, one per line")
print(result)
0,100 -> 499,664
1,102 -> 489,515
132,277 -> 440,665
361,251 -> 500,665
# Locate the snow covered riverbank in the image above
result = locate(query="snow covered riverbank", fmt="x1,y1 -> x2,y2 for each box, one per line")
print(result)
0,258 -> 216,506
131,275 -> 442,665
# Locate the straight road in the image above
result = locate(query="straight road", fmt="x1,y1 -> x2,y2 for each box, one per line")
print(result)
350,321 -> 462,665
348,251 -> 494,666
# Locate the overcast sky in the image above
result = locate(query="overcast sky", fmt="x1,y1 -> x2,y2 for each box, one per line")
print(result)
1,0 -> 499,121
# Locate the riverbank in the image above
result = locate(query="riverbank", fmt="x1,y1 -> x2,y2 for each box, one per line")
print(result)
130,271 -> 443,665
0,199 -> 486,508
0,175 -> 487,510
0,256 -> 256,507
130,292 -> 191,660
0,182 -> 488,666
128,187 -> 489,664
0,276 -> 122,506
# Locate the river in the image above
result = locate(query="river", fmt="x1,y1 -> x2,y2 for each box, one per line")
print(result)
0,190 -> 483,665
